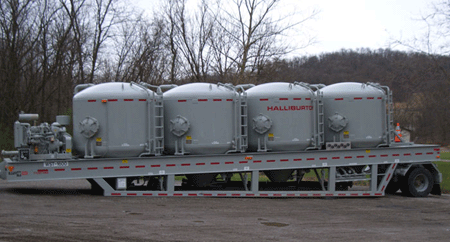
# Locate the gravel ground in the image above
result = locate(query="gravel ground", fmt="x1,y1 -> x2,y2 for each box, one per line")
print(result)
1,179 -> 450,242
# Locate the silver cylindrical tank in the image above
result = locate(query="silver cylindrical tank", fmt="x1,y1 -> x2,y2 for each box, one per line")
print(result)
246,82 -> 316,152
163,83 -> 239,155
321,82 -> 387,148
73,82 -> 156,158
246,82 -> 316,183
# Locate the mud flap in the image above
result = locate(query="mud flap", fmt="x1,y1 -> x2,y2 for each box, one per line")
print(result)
430,183 -> 441,195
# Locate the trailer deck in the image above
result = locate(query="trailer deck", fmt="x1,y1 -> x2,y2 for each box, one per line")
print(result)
1,144 -> 441,197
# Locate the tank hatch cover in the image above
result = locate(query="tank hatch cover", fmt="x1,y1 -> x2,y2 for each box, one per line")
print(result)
79,116 -> 99,138
253,114 -> 273,134
328,113 -> 348,132
170,115 -> 190,137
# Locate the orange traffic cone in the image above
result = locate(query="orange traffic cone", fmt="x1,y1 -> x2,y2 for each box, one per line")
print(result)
395,123 -> 402,142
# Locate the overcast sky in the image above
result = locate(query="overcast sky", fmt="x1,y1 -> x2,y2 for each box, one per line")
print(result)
135,0 -> 442,56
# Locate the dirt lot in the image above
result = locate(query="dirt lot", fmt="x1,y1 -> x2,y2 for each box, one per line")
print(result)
0,179 -> 449,242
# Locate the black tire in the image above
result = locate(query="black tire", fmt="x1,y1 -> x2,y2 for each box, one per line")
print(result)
400,167 -> 434,197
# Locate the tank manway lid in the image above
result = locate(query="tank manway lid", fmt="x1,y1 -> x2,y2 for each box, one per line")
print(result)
163,83 -> 236,99
321,82 -> 385,97
74,82 -> 152,100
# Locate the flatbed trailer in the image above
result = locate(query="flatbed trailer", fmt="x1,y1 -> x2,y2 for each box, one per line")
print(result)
1,144 -> 442,197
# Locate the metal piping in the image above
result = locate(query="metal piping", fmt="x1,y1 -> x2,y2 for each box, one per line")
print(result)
74,83 -> 94,94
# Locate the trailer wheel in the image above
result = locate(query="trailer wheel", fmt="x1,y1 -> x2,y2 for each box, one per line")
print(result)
401,167 -> 434,197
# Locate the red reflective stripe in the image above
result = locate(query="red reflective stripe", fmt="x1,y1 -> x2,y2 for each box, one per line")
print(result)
198,99 -> 208,102
426,152 -> 433,155
253,160 -> 262,163
178,100 -> 187,102
305,98 -> 311,100
320,157 -> 327,160
181,163 -> 190,166
369,155 -> 376,158
225,162 -> 234,164
279,98 -> 288,101
273,194 -> 282,197
293,98 -> 302,100
227,99 -> 233,101
88,100 -> 96,102
354,97 -> 362,100
111,193 -> 121,196
246,194 -> 255,197
294,158 -> 302,161
139,99 -> 147,101
158,193 -> 167,196
415,153 -> 423,155
307,158 -> 314,161
151,165 -> 160,168
434,148 -> 440,151
71,168 -> 81,171
363,193 -> 371,196
351,193 -> 359,196
381,186 -> 386,192
345,156 -> 352,159
267,160 -> 275,163
108,99 -> 118,102
280,159 -> 289,162
120,166 -> 129,169
55,168 -> 65,171
392,154 -> 399,156
377,97 -> 382,99
404,153 -> 411,156
166,164 -> 176,167
332,157 -> 340,160
260,194 -> 268,197
260,98 -> 268,101
203,194 -> 212,196
104,167 -> 114,169
386,173 -> 391,181
357,156 -> 364,158
136,165 -> 145,168
335,98 -> 343,101
239,161 -> 248,164
380,155 -> 388,157
367,97 -> 374,100
124,99 -> 134,101
143,193 -> 152,196
213,99 -> 222,102
196,163 -> 205,165
211,162 -> 220,165
87,167 -> 98,170
127,193 -> 137,196
375,193 -> 383,195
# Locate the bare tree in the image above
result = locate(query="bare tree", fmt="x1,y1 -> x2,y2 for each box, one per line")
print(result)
160,0 -> 215,82
215,0 -> 318,83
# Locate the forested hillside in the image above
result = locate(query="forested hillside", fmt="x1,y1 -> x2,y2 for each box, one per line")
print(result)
1,0 -> 449,151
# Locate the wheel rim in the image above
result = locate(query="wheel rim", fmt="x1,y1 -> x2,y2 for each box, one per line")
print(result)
413,174 -> 429,192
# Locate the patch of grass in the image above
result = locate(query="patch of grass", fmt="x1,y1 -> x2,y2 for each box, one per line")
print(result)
440,152 -> 450,160
434,161 -> 450,194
